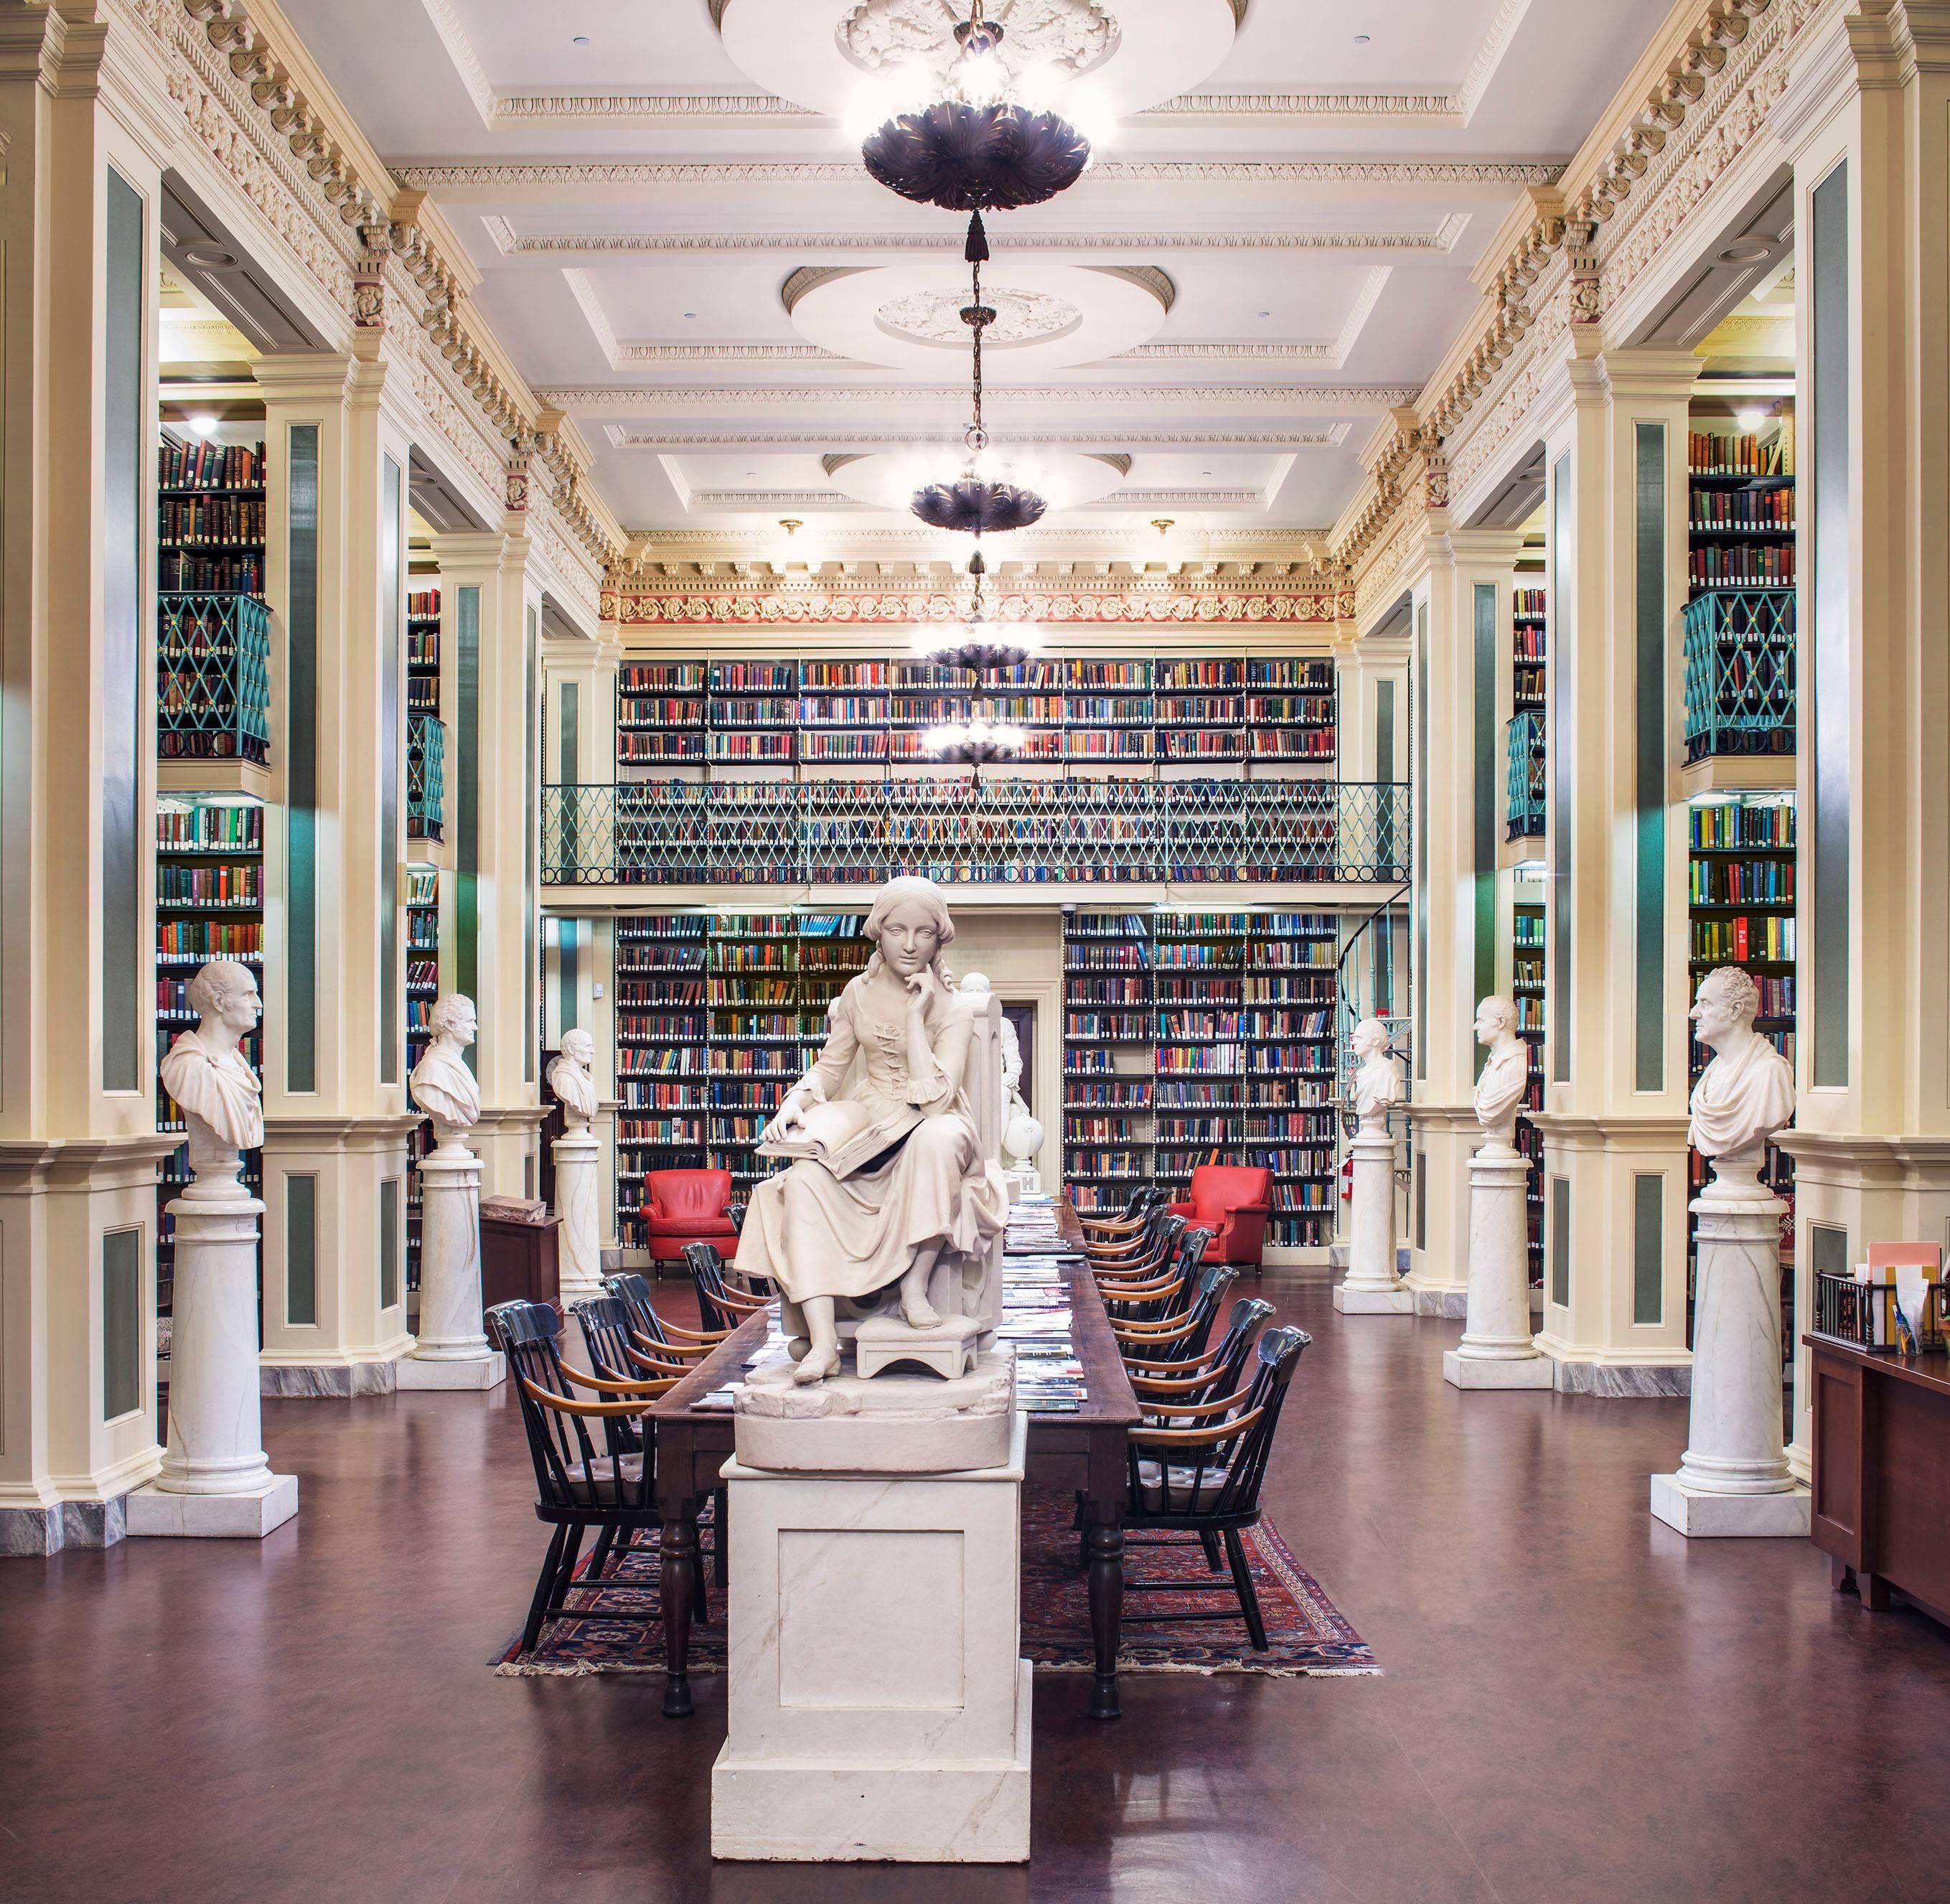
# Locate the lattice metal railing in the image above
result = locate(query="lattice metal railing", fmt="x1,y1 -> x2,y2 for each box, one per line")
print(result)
543,778 -> 1410,887
1684,588 -> 1796,764
159,593 -> 271,766
1505,710 -> 1545,840
408,714 -> 446,843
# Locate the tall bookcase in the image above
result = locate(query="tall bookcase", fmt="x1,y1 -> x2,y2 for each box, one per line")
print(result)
1687,796 -> 1796,1340
158,434 -> 265,599
618,662 -> 708,770
1511,899 -> 1546,1285
155,799 -> 265,1352
404,868 -> 439,1291
610,912 -> 873,1254
1061,910 -> 1340,1249
1506,585 -> 1547,842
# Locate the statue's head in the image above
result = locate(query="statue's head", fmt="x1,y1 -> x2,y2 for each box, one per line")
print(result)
1689,965 -> 1759,1049
1352,1017 -> 1391,1061
1474,995 -> 1517,1046
188,958 -> 261,1038
429,991 -> 478,1046
960,971 -> 991,995
561,1026 -> 595,1068
864,876 -> 955,983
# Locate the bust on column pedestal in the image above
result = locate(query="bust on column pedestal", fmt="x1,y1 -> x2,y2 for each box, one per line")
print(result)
400,993 -> 505,1390
548,1028 -> 604,1304
1651,966 -> 1809,1537
1336,1018 -> 1411,1313
128,960 -> 299,1539
1445,997 -> 1552,1389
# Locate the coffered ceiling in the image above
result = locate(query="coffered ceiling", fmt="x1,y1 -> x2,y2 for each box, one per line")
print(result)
278,0 -> 1668,553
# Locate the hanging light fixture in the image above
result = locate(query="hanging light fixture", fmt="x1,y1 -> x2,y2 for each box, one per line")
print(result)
924,573 -> 1041,673
858,3 -> 1092,216
922,713 -> 1028,764
910,213 -> 1046,571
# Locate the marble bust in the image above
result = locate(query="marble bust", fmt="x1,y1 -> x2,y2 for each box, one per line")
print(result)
1471,996 -> 1528,1153
1351,1018 -> 1402,1131
548,1027 -> 599,1132
160,958 -> 263,1201
410,992 -> 482,1158
736,876 -> 1009,1384
1688,965 -> 1794,1200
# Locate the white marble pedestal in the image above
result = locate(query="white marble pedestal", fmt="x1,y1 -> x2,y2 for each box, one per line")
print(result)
1334,1127 -> 1411,1313
553,1127 -> 604,1305
1444,1145 -> 1553,1390
398,1145 -> 505,1391
128,1196 -> 298,1539
1651,1192 -> 1809,1537
713,1373 -> 1030,1863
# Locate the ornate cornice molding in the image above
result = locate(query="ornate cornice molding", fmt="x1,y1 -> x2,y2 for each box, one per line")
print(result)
395,159 -> 1566,189
482,214 -> 1473,257
603,425 -> 1353,449
602,588 -> 1344,627
543,384 -> 1422,409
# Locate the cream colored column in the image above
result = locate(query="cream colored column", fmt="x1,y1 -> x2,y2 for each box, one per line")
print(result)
0,6 -> 182,1550
1527,340 -> 1699,1394
251,352 -> 420,1394
1407,530 -> 1529,1315
1770,5 -> 1950,1481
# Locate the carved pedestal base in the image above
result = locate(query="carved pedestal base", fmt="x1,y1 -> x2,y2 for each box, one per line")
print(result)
854,1312 -> 979,1382
1337,1127 -> 1407,1313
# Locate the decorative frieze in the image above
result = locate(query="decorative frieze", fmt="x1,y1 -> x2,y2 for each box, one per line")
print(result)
602,588 -> 1346,627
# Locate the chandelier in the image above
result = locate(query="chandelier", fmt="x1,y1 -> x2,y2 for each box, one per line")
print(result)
910,213 -> 1046,568
925,576 -> 1041,672
858,4 -> 1092,215
922,713 -> 1027,764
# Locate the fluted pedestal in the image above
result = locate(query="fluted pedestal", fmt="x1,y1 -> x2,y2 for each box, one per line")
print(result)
399,1145 -> 505,1391
127,1194 -> 298,1539
1650,1192 -> 1809,1537
1445,1144 -> 1552,1389
1334,1127 -> 1411,1313
553,1128 -> 604,1305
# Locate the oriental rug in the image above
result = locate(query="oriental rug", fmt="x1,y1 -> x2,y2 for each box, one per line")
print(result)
494,1488 -> 1378,1679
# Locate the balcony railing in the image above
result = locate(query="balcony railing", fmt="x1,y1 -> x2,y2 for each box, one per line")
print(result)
409,714 -> 446,842
1683,588 -> 1796,764
159,593 -> 270,766
1505,710 -> 1545,841
543,777 -> 1410,888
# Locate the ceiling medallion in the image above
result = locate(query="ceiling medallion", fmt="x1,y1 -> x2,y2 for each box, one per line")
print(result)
858,3 -> 1092,214
910,213 -> 1047,568
876,282 -> 1082,349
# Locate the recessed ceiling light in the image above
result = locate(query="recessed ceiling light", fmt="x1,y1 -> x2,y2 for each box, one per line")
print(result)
572,34 -> 590,44
181,245 -> 236,270
1717,240 -> 1773,264
1201,469 -> 1213,476
1257,310 -> 1271,319
683,311 -> 697,319
1354,34 -> 1370,44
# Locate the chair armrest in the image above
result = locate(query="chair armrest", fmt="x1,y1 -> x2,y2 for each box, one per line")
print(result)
1166,1201 -> 1194,1217
1220,1204 -> 1270,1262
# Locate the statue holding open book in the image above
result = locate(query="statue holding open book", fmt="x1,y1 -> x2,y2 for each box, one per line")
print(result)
734,876 -> 1010,1384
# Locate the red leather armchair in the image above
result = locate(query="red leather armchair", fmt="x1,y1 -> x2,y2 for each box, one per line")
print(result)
1170,1164 -> 1272,1275
642,1168 -> 738,1270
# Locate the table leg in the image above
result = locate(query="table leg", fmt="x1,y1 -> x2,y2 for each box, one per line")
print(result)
662,1503 -> 697,1718
1085,1515 -> 1125,1722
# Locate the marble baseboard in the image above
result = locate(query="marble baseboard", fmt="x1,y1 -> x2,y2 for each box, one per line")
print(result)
712,1661 -> 1032,1863
1333,1285 -> 1412,1314
1443,1349 -> 1555,1389
126,1474 -> 298,1539
397,1351 -> 507,1392
1414,1288 -> 1468,1318
1326,1244 -> 1410,1275
260,1361 -> 403,1399
1650,1473 -> 1811,1537
0,1496 -> 129,1557
1554,1361 -> 1691,1398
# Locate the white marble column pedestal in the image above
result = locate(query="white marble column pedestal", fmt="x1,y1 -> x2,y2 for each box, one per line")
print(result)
1335,1127 -> 1411,1313
1651,1192 -> 1809,1537
128,1195 -> 298,1539
398,1145 -> 505,1390
713,1359 -> 1030,1862
1445,1144 -> 1553,1389
553,1128 -> 604,1305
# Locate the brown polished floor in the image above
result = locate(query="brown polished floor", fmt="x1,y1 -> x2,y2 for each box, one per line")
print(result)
6,1277 -> 1947,1904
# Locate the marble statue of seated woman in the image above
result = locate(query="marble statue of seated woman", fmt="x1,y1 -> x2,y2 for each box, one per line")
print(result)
734,876 -> 1009,1384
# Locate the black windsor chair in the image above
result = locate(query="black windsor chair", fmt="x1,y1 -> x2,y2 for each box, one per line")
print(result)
1110,1262 -> 1239,1371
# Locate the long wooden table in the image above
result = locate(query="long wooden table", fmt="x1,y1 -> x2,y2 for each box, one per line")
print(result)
646,1201 -> 1141,1721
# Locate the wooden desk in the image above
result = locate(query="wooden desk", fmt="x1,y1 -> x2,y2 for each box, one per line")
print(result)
1806,1333 -> 1950,1626
647,1201 -> 1140,1721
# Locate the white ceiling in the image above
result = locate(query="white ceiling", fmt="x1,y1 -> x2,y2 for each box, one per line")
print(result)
278,0 -> 1667,548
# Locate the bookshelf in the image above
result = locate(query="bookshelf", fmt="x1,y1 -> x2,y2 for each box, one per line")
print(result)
615,655 -> 1338,778
405,866 -> 439,1293
1511,898 -> 1545,1285
609,913 -> 873,1255
158,435 -> 266,599
1061,909 -> 1341,1250
1687,794 -> 1797,1349
155,797 -> 265,1361
1506,587 -> 1547,841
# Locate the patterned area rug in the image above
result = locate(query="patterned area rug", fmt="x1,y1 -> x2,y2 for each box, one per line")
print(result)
494,1488 -> 1377,1679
